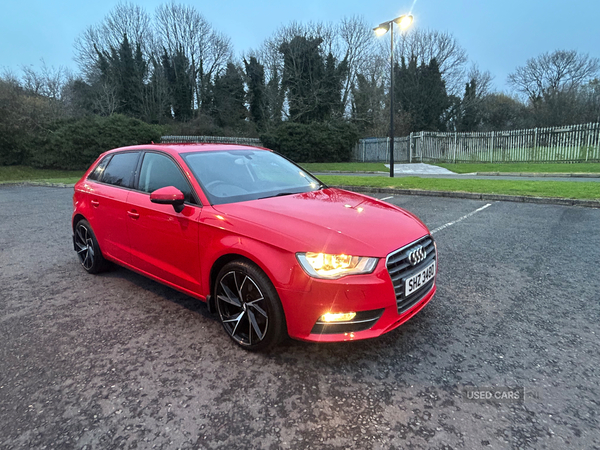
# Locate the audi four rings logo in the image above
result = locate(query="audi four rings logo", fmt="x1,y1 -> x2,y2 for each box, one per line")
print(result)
408,246 -> 427,266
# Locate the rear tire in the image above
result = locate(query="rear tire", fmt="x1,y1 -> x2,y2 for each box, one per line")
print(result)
214,260 -> 287,352
74,219 -> 109,274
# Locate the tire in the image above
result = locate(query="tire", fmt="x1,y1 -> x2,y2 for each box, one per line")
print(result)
214,260 -> 287,352
74,219 -> 109,274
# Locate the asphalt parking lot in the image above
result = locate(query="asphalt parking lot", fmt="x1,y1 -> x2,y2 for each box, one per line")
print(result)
1,185 -> 599,449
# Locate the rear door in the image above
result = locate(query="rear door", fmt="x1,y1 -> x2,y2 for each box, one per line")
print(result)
86,151 -> 141,264
127,151 -> 203,293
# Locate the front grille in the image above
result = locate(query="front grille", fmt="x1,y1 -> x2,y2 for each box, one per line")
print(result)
386,236 -> 436,314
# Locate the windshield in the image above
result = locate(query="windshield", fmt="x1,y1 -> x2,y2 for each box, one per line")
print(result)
183,150 -> 324,205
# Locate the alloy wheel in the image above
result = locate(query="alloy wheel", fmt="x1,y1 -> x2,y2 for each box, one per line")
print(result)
75,223 -> 95,271
216,270 -> 269,346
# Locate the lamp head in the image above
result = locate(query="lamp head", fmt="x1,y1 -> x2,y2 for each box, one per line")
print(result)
373,23 -> 390,36
395,14 -> 413,30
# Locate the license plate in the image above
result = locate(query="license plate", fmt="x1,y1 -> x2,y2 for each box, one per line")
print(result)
405,261 -> 436,296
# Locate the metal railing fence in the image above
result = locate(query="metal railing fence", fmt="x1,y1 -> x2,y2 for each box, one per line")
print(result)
161,135 -> 262,146
353,123 -> 600,163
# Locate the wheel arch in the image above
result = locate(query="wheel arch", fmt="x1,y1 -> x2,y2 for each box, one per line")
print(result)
209,253 -> 259,298
72,213 -> 87,230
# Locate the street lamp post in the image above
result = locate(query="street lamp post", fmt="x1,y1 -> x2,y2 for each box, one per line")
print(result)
374,14 -> 413,177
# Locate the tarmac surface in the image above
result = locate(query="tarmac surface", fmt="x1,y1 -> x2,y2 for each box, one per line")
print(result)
1,185 -> 599,449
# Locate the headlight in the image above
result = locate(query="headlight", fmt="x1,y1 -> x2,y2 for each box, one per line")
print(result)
296,252 -> 378,279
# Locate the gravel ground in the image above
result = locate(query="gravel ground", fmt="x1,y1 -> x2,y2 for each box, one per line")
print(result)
0,185 -> 599,450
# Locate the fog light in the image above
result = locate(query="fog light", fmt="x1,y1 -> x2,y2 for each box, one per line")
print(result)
320,312 -> 356,323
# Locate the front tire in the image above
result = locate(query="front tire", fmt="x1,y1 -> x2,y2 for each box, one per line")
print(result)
74,219 -> 108,274
214,260 -> 286,351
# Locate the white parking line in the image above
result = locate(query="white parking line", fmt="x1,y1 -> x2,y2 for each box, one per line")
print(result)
430,203 -> 493,235
380,196 -> 394,201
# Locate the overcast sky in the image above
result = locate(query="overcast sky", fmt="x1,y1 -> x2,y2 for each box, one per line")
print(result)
2,0 -> 599,92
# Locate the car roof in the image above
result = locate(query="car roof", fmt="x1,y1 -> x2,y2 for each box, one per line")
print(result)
104,143 -> 272,157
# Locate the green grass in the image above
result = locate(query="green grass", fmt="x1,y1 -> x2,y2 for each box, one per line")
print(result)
3,164 -> 599,200
434,162 -> 600,174
319,175 -> 600,200
300,162 -> 600,174
0,166 -> 84,184
299,162 -> 388,172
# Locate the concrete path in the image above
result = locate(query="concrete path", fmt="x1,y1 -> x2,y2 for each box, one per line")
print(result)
385,163 -> 458,175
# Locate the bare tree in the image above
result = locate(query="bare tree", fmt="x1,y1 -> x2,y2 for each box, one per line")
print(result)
338,16 -> 379,113
21,60 -> 69,100
154,2 -> 233,110
74,2 -> 153,78
508,50 -> 600,100
392,29 -> 469,95
466,64 -> 493,98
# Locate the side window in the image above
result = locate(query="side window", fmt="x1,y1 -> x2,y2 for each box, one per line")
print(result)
88,155 -> 112,181
138,152 -> 195,203
101,152 -> 140,188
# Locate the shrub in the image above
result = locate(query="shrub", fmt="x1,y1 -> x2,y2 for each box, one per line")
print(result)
260,121 -> 359,163
28,114 -> 164,170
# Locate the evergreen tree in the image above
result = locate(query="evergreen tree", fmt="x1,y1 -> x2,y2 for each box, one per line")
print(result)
458,79 -> 479,131
265,66 -> 284,126
395,56 -> 450,132
162,47 -> 193,121
351,73 -> 385,135
280,36 -> 325,123
117,35 -> 145,117
94,34 -> 146,118
279,36 -> 349,123
212,63 -> 247,128
321,52 -> 349,120
421,58 -> 450,131
244,57 -> 266,129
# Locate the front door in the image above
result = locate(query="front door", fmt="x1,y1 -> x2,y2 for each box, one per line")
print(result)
127,152 -> 202,294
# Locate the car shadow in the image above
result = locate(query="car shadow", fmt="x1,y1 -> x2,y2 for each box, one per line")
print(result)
98,264 -> 214,320
94,263 -> 439,363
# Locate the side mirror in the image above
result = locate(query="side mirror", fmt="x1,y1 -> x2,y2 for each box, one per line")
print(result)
150,186 -> 185,213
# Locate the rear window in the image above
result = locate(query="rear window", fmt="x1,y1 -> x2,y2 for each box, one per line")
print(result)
87,155 -> 112,181
100,152 -> 140,188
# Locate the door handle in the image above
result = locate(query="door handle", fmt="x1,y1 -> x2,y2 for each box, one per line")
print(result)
91,200 -> 100,207
127,210 -> 140,220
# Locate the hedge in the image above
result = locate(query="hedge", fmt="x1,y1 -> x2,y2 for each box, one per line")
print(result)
27,114 -> 164,170
260,121 -> 359,163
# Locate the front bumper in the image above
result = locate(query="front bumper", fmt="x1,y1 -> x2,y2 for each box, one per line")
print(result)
278,259 -> 436,342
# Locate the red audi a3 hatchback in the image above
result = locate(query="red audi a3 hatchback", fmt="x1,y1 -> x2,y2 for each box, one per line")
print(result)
72,144 -> 437,350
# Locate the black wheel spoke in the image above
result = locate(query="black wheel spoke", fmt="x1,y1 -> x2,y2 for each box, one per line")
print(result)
217,293 -> 240,308
247,300 -> 267,318
220,278 -> 242,307
238,275 -> 248,300
248,310 -> 264,341
223,311 -> 245,336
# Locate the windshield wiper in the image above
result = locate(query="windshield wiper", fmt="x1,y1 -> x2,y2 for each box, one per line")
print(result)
258,192 -> 296,200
